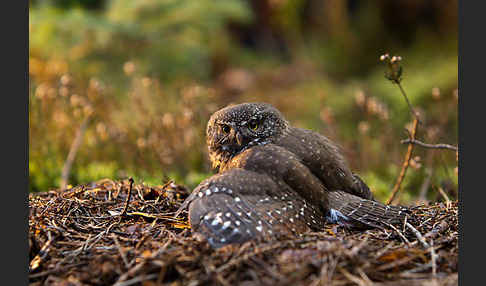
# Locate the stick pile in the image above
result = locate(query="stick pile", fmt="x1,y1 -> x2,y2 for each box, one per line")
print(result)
29,179 -> 458,286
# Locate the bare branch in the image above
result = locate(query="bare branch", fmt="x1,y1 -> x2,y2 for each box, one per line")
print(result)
400,138 -> 458,151
60,116 -> 91,190
387,118 -> 419,205
121,178 -> 134,216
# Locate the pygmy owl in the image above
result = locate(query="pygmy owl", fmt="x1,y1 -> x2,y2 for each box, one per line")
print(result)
177,103 -> 409,247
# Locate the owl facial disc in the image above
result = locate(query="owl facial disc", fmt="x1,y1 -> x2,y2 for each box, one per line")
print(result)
206,102 -> 289,170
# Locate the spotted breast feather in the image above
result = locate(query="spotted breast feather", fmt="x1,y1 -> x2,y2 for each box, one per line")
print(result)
186,168 -> 326,248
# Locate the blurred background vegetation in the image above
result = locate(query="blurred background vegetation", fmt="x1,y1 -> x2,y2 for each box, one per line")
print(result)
29,0 -> 457,204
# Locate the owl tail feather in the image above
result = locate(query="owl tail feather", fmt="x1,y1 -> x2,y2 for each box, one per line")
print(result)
326,190 -> 412,229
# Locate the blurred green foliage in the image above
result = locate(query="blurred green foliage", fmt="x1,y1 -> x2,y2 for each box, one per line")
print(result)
29,0 -> 458,204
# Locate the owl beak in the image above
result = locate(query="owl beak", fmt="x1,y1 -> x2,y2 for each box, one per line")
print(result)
235,131 -> 244,146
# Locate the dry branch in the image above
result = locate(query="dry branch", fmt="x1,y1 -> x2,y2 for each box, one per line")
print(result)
60,116 -> 91,190
387,118 -> 419,205
400,139 -> 458,152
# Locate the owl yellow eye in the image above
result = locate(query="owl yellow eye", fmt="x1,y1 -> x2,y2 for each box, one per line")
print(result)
248,120 -> 258,131
221,124 -> 231,134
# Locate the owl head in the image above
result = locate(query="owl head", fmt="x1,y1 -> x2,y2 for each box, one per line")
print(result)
206,102 -> 289,170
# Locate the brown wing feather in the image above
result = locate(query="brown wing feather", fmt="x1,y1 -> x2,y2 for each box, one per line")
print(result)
276,127 -> 374,200
226,144 -> 331,212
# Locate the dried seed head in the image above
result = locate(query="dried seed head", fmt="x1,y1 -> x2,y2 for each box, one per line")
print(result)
380,54 -> 390,61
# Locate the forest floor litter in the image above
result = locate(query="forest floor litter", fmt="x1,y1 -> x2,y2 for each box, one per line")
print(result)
29,179 -> 458,286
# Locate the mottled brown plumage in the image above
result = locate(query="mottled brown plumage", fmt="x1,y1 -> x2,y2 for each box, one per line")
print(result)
177,103 -> 410,247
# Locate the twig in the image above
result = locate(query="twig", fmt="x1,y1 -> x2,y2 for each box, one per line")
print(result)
113,238 -> 173,286
30,231 -> 55,272
249,256 -> 287,282
375,254 -> 419,271
339,267 -> 369,286
374,241 -> 395,259
418,168 -> 433,202
405,222 -> 430,249
430,240 -> 437,276
436,187 -> 451,208
125,212 -> 184,221
28,262 -> 87,279
60,115 -> 91,190
386,223 -> 410,246
136,185 -> 145,201
400,139 -> 457,151
387,118 -> 419,205
121,178 -> 134,216
356,267 -> 373,286
86,231 -> 106,250
112,234 -> 130,269
82,234 -> 92,252
114,273 -> 159,286
401,263 -> 432,275
397,83 -> 421,123
348,236 -> 369,256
